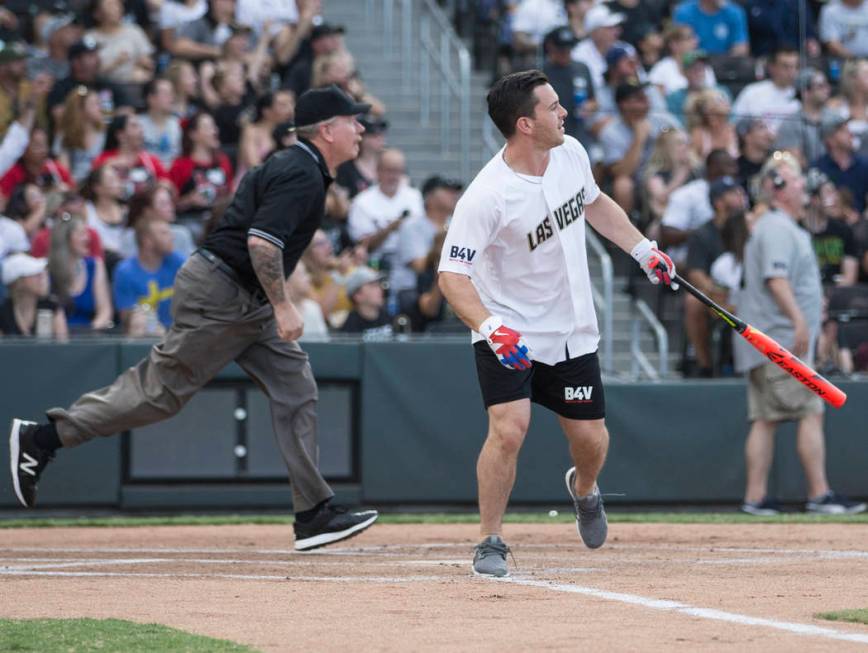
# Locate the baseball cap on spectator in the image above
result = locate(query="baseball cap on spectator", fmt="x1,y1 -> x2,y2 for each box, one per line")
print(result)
360,115 -> 389,134
708,176 -> 740,204
1,253 -> 47,286
614,79 -> 648,104
311,23 -> 345,41
682,50 -> 709,69
584,5 -> 624,33
272,120 -> 296,142
0,40 -> 27,65
735,116 -> 764,139
820,112 -> 849,140
68,35 -> 100,59
543,26 -> 579,50
40,13 -> 76,43
345,267 -> 385,297
605,44 -> 635,71
422,175 -> 463,197
295,85 -> 371,127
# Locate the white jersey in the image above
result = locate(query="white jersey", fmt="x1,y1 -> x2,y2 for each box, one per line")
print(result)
438,136 -> 601,365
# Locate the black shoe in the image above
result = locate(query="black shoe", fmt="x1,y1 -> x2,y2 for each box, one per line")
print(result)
9,419 -> 54,508
806,491 -> 867,515
293,503 -> 379,551
741,497 -> 783,516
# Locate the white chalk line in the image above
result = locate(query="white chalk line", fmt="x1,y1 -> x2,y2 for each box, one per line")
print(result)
0,569 -> 442,583
497,577 -> 868,646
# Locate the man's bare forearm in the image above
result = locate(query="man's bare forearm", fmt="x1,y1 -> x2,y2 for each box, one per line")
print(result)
438,271 -> 489,331
248,236 -> 289,307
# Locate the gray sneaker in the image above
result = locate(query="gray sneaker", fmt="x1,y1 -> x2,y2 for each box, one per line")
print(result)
472,535 -> 510,577
565,466 -> 608,549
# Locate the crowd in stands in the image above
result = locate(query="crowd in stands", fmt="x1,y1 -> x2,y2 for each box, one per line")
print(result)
465,0 -> 868,376
1,0 -> 867,377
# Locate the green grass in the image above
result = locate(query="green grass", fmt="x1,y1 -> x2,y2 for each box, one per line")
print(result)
0,618 -> 257,652
816,609 -> 868,625
1,511 -> 867,529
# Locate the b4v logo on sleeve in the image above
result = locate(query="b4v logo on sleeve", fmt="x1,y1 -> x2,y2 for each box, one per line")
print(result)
564,386 -> 594,403
449,246 -> 476,264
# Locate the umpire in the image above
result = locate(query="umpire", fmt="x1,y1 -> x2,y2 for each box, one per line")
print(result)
9,86 -> 379,551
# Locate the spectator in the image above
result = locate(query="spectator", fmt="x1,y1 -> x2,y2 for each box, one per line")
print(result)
113,217 -> 184,336
0,127 -> 73,210
814,113 -> 868,214
122,184 -> 195,259
605,0 -> 664,49
168,111 -> 233,242
672,0 -> 749,56
47,36 -> 132,128
661,148 -> 738,265
683,176 -> 747,376
819,0 -> 868,59
310,51 -> 386,117
686,88 -> 739,159
736,153 -> 865,516
731,47 -> 800,134
221,24 -> 274,96
735,117 -> 774,193
745,0 -> 819,57
339,266 -> 393,340
29,192 -> 105,261
158,0 -> 208,45
238,90 -> 295,176
269,119 -> 298,156
390,175 -> 463,317
28,12 -> 83,82
666,50 -> 730,126
348,148 -> 424,273
48,213 -> 113,331
829,59 -> 868,157
4,183 -> 49,241
542,27 -> 597,146
635,24 -> 665,71
510,0 -> 567,67
0,104 -> 32,180
286,259 -> 329,341
54,86 -> 108,184
336,115 -> 387,199
775,69 -> 831,166
166,60 -> 203,121
172,0 -> 240,61
321,181 -> 353,255
282,23 -> 345,98
302,228 -> 355,328
415,230 -> 456,331
564,0 -> 595,42
92,114 -> 170,202
80,164 -> 127,269
238,0 -> 318,67
86,0 -> 155,87
642,128 -> 701,237
600,80 -> 680,215
0,40 -> 47,135
804,172 -> 860,287
0,253 -> 68,339
650,26 -> 717,97
208,60 -> 255,149
138,78 -> 182,170
570,4 -> 625,92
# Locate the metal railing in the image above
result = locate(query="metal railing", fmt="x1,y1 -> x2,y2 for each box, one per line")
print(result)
585,230 -> 613,375
630,299 -> 669,379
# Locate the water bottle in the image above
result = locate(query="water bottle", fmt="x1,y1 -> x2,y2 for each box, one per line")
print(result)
141,304 -> 160,336
828,59 -> 841,84
35,308 -> 53,339
572,76 -> 588,120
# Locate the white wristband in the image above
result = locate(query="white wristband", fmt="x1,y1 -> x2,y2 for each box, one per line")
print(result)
630,238 -> 655,262
478,315 -> 503,339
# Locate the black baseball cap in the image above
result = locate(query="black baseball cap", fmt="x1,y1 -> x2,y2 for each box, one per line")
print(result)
311,23 -> 345,41
543,26 -> 579,49
422,175 -> 463,197
708,176 -> 740,204
614,79 -> 648,103
359,115 -> 389,134
295,85 -> 371,128
272,120 -> 296,142
68,35 -> 99,59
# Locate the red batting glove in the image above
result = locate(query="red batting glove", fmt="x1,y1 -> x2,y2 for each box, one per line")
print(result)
631,238 -> 678,288
479,315 -> 533,370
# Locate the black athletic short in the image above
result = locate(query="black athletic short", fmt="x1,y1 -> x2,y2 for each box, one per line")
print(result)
473,342 -> 606,420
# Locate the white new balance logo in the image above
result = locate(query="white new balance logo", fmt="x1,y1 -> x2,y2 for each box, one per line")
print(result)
19,452 -> 39,477
564,386 -> 593,402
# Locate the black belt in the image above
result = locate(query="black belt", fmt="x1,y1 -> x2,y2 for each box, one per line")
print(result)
195,248 -> 269,306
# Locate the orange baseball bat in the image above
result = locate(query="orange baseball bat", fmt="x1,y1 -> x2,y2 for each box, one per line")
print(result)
672,273 -> 847,408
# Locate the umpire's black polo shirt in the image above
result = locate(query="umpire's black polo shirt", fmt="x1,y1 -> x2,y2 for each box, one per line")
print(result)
203,138 -> 332,294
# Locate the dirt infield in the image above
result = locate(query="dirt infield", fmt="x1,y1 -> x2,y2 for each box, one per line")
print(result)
1,522 -> 868,652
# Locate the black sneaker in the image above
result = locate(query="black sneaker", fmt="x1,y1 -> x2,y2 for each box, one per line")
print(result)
741,497 -> 783,516
293,503 -> 379,551
9,419 -> 54,508
806,492 -> 867,515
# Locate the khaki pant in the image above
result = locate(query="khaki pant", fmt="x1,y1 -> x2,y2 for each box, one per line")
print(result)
47,253 -> 333,512
747,361 -> 825,423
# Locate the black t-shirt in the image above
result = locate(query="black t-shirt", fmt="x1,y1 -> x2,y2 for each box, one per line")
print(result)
47,76 -> 130,115
686,219 -> 724,275
339,308 -> 393,340
605,1 -> 663,46
213,85 -> 256,147
0,297 -> 57,337
203,139 -> 331,294
335,160 -> 373,199
283,56 -> 313,98
811,218 -> 858,285
737,156 -> 764,195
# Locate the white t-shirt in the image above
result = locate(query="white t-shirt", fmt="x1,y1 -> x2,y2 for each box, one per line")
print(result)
86,25 -> 154,84
297,297 -> 329,341
159,0 -> 207,30
512,0 -> 567,45
0,216 -> 29,259
819,0 -> 868,57
571,38 -> 607,93
390,213 -> 438,297
438,136 -> 601,365
661,178 -> 712,264
85,202 -> 125,255
731,80 -> 800,134
348,183 -> 424,261
236,0 -> 299,37
648,56 -> 717,95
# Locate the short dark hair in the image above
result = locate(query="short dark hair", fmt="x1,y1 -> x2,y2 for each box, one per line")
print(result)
771,46 -> 799,63
487,70 -> 549,138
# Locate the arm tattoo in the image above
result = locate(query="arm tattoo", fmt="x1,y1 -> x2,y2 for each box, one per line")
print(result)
248,237 -> 287,306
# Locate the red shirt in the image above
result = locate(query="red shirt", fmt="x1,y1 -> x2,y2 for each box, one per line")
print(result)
31,225 -> 104,259
92,150 -> 169,199
0,160 -> 73,199
168,152 -> 233,198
